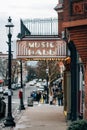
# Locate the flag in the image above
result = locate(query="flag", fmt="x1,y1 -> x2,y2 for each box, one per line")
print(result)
17,19 -> 31,39
21,20 -> 31,36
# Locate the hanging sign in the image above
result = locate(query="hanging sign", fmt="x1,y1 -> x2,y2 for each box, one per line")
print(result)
16,39 -> 67,59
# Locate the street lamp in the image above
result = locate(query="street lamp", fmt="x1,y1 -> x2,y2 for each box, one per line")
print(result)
46,67 -> 49,104
4,17 -> 15,127
19,60 -> 25,110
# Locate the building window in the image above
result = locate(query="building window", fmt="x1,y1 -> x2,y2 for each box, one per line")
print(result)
71,1 -> 84,15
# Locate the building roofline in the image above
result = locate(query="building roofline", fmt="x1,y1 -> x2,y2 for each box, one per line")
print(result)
17,35 -> 60,41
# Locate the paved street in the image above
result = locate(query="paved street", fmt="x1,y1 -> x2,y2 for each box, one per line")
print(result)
14,103 -> 68,130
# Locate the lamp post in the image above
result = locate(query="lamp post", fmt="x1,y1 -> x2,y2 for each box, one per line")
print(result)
19,59 -> 25,110
46,67 -> 49,104
4,17 -> 15,127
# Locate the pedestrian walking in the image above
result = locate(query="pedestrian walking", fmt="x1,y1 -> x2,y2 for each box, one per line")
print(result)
52,91 -> 57,105
49,92 -> 53,105
52,84 -> 58,105
36,91 -> 41,103
57,90 -> 63,106
43,92 -> 47,103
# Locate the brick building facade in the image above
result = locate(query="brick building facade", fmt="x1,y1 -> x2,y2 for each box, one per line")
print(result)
55,0 -> 87,120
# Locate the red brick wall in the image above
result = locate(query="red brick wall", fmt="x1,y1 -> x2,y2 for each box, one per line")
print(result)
63,0 -> 70,21
63,0 -> 87,22
58,12 -> 64,37
62,0 -> 87,119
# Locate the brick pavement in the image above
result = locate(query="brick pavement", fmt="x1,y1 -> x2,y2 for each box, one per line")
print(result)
14,103 -> 68,130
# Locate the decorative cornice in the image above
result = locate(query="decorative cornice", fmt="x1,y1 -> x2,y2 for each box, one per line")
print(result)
62,19 -> 87,28
54,4 -> 63,11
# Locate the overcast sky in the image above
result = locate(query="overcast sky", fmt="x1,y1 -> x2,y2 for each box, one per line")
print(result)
0,0 -> 58,53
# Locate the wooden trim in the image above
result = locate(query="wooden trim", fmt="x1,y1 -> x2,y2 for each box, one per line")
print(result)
62,19 -> 87,28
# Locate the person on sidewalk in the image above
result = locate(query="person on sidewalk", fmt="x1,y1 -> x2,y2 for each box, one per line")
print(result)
43,92 -> 47,104
57,90 -> 63,106
36,91 -> 41,103
49,92 -> 53,105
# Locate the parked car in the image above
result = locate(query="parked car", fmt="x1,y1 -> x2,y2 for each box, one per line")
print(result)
0,87 -> 3,93
3,88 -> 13,96
3,88 -> 8,95
16,83 -> 21,89
0,96 -> 6,118
35,82 -> 41,87
37,88 -> 44,92
38,85 -> 44,89
29,81 -> 35,86
11,83 -> 17,90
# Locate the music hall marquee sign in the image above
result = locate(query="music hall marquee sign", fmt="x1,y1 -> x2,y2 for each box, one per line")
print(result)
16,38 -> 67,60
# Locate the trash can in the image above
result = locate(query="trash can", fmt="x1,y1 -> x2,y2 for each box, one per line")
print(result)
27,97 -> 33,107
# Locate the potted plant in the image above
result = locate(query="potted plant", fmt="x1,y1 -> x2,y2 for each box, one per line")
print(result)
67,120 -> 87,130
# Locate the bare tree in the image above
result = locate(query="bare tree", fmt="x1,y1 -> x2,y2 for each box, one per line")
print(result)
36,60 -> 60,85
0,58 -> 8,85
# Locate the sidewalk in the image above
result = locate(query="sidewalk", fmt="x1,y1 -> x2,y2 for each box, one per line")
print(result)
14,103 -> 68,130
